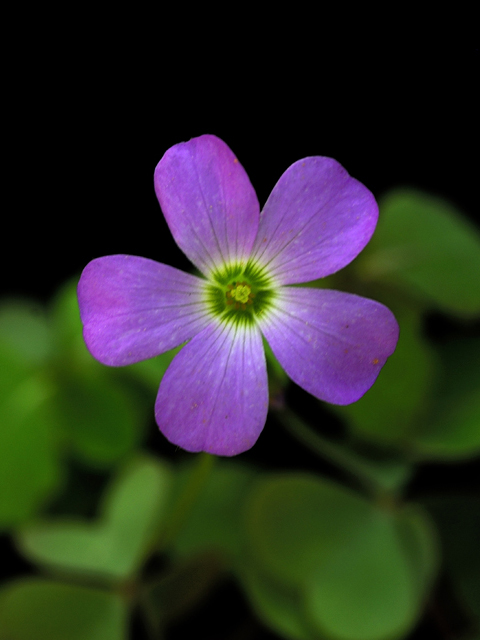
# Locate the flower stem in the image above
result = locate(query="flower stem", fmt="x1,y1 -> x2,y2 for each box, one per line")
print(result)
161,452 -> 215,549
274,407 -> 410,501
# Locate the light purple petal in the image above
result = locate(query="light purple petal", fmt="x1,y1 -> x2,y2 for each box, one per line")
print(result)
258,287 -> 399,404
77,255 -> 211,366
155,321 -> 268,456
154,135 -> 260,276
251,157 -> 378,285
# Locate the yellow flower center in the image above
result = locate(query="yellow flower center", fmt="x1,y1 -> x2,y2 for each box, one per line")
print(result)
226,282 -> 255,310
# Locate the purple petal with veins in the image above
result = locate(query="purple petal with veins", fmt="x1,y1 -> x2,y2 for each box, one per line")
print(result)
154,134 -> 260,276
259,287 -> 399,404
251,157 -> 378,285
78,255 -> 210,366
78,135 -> 399,456
155,320 -> 268,455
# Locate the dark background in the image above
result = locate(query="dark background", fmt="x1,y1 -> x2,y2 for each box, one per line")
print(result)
3,43 -> 478,303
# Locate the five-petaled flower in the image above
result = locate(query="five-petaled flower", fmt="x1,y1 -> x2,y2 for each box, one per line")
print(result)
78,135 -> 399,456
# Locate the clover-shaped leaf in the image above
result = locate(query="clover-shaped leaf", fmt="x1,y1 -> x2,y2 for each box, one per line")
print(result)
412,337 -> 480,459
17,456 -> 172,582
245,474 -> 438,640
357,189 -> 480,317
0,579 -> 127,640
0,368 -> 61,529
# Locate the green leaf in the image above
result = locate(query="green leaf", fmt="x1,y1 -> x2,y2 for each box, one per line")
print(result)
246,475 -> 383,586
50,277 -> 97,366
393,504 -> 439,606
50,277 -> 149,467
424,496 -> 480,624
0,578 -> 127,640
357,189 -> 480,317
412,337 -> 480,459
246,474 -> 438,640
146,552 -> 223,625
0,300 -> 52,364
0,340 -> 33,410
121,346 -> 183,393
171,461 -> 256,562
0,373 -> 62,529
239,564 -> 320,640
331,304 -> 437,447
54,367 -> 145,467
17,455 -> 172,582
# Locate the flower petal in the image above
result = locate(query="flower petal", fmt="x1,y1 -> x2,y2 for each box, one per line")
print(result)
154,135 -> 260,276
78,255 -> 211,365
155,321 -> 268,456
258,287 -> 399,404
251,157 -> 378,284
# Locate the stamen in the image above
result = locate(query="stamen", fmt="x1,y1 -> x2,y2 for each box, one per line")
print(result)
228,282 -> 252,305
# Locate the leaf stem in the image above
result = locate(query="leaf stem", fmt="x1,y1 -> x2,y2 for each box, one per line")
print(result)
160,452 -> 215,549
274,407 -> 409,501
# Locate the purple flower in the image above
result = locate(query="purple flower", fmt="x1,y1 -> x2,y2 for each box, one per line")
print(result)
78,135 -> 399,456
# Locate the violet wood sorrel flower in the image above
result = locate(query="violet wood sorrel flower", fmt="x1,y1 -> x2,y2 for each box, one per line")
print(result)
78,135 -> 399,456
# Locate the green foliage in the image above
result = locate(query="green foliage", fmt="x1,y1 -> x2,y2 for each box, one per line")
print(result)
244,474 -> 438,640
170,460 -> 257,561
0,185 -> 479,638
240,565 -> 319,640
54,367 -> 144,466
145,552 -> 223,628
0,368 -> 62,528
0,284 -> 155,530
17,456 -> 172,582
0,303 -> 62,527
412,337 -> 480,459
357,189 -> 480,316
425,496 -> 480,627
0,300 -> 52,365
0,579 -> 127,640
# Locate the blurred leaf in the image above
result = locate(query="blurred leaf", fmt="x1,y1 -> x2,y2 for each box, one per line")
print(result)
0,578 -> 127,640
394,504 -> 439,604
147,551 -> 223,626
49,278 -> 149,467
357,189 -> 480,317
54,368 -> 145,467
0,300 -> 52,364
246,474 -> 438,640
424,495 -> 480,624
0,340 -> 33,405
122,346 -> 182,393
0,374 -> 62,529
17,455 -> 172,582
50,278 -> 98,367
331,304 -> 437,447
171,461 -> 257,562
240,564 -> 320,640
412,337 -> 480,459
278,408 -> 413,495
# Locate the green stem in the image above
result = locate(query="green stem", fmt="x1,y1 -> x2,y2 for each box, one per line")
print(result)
274,407 -> 403,500
160,452 -> 215,549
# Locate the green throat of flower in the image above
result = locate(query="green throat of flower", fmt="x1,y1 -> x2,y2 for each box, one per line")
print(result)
206,260 -> 275,326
